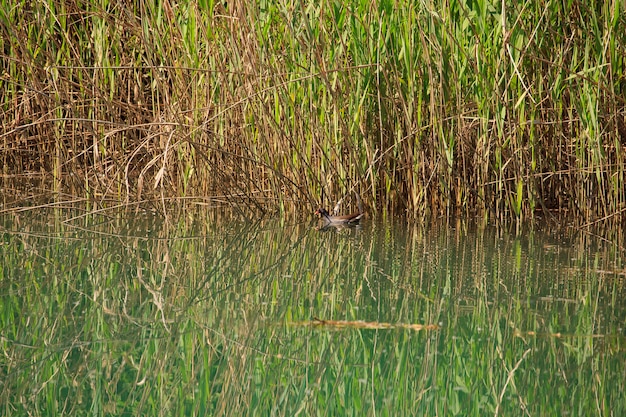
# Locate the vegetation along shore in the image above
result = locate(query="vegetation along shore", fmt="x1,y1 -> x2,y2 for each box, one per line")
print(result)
1,0 -> 625,221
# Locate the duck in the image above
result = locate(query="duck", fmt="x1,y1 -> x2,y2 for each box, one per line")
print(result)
314,207 -> 364,226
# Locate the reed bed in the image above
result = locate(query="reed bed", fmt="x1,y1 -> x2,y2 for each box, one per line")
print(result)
1,0 -> 625,220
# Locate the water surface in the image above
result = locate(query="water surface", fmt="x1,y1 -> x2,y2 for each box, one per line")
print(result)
1,208 -> 625,416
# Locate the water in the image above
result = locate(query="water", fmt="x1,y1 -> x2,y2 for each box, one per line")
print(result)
1,208 -> 625,416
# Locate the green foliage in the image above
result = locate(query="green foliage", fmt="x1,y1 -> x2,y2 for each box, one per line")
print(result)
1,0 -> 625,220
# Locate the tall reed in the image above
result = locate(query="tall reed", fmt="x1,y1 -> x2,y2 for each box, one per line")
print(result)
1,0 -> 624,220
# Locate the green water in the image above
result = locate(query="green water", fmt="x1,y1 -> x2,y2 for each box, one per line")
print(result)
1,209 -> 624,416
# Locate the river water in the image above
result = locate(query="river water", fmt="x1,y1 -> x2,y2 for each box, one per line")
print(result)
1,207 -> 624,415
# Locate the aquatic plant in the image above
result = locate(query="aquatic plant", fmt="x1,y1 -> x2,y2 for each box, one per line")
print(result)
1,0 -> 624,221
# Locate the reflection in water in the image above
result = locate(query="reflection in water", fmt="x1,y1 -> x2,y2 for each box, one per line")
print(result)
0,208 -> 624,415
